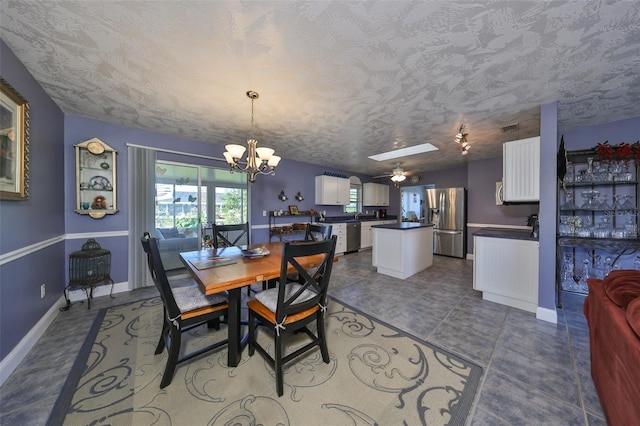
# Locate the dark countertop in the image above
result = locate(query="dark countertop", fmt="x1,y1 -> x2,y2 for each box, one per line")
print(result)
321,215 -> 398,223
371,222 -> 434,230
474,227 -> 537,241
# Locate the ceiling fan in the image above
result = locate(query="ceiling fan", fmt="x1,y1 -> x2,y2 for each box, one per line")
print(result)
373,163 -> 419,185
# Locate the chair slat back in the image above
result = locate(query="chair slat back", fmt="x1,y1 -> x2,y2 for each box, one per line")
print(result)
304,223 -> 333,241
213,223 -> 249,248
141,233 -> 181,319
276,236 -> 337,321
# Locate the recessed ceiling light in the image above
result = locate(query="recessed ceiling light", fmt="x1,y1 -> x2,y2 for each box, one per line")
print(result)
368,143 -> 438,162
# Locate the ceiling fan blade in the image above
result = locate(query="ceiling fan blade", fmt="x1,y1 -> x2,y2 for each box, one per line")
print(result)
373,172 -> 393,178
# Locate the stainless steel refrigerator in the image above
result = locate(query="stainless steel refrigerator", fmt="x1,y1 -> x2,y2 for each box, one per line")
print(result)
425,187 -> 467,258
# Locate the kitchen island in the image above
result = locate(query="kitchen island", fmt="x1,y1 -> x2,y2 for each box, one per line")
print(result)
372,222 -> 434,279
473,228 -> 539,314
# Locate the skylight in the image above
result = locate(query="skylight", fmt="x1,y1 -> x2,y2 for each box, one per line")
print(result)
368,143 -> 438,161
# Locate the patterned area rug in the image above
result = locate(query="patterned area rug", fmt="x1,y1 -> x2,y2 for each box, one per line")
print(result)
49,297 -> 482,425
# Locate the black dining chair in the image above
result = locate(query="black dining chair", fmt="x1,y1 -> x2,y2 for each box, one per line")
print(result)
141,232 -> 229,389
212,222 -> 259,295
283,223 -> 333,284
212,222 -> 250,249
247,236 -> 338,396
304,223 -> 333,241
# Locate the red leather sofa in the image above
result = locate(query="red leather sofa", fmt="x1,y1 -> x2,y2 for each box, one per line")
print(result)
584,270 -> 640,425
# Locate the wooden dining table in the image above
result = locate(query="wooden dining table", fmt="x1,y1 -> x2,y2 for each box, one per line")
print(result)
179,241 -> 332,367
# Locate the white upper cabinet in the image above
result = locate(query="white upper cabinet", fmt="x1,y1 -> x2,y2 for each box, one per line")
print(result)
363,182 -> 390,206
502,136 -> 540,202
315,175 -> 350,205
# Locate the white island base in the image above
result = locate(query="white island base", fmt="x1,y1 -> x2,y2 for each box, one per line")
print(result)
372,223 -> 434,279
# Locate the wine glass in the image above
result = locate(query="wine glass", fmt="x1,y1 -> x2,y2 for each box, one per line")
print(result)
612,194 -> 623,210
621,195 -> 635,210
593,255 -> 604,279
578,259 -> 590,292
562,191 -> 575,210
580,190 -> 592,209
561,253 -> 576,291
604,257 -> 613,276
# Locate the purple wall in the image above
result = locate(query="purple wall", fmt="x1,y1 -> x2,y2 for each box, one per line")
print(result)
561,115 -> 639,151
0,40 -> 65,360
416,161 -> 539,255
466,157 -> 539,252
247,162 -> 384,243
539,102 -> 559,311
421,165 -> 468,188
63,115 -> 390,284
63,116 -> 235,288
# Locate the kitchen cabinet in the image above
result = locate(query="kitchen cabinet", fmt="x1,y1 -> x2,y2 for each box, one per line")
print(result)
74,137 -> 118,219
315,175 -> 350,205
556,148 -> 638,306
474,235 -> 539,313
502,136 -> 540,202
333,223 -> 347,254
361,219 -> 396,249
363,182 -> 390,206
372,223 -> 434,279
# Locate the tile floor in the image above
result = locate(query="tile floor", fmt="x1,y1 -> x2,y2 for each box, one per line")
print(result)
0,251 -> 605,425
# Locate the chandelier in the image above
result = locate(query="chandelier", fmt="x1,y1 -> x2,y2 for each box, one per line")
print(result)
454,124 -> 471,155
223,91 -> 281,183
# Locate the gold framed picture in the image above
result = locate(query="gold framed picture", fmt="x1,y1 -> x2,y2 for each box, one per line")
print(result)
288,205 -> 299,215
0,76 -> 30,200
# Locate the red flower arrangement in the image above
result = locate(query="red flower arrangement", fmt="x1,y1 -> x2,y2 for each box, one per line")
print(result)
634,141 -> 640,164
595,140 -> 613,163
616,142 -> 633,167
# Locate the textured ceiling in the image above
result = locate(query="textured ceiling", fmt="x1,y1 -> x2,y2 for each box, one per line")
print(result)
1,1 -> 639,178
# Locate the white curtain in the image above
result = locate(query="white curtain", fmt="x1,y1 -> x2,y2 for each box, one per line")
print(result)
128,146 -> 156,289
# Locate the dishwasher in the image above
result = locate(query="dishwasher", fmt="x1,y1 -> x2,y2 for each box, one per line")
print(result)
346,221 -> 361,253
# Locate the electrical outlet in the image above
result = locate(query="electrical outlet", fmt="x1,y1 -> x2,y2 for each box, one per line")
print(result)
263,210 -> 267,216
40,283 -> 46,299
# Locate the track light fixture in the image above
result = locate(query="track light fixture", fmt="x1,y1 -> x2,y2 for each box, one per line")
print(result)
454,124 -> 471,155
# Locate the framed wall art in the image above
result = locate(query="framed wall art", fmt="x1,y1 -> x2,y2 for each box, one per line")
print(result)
288,205 -> 299,215
0,76 -> 30,200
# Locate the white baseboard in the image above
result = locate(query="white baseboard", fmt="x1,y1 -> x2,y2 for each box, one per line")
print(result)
0,281 -> 130,387
536,306 -> 558,324
0,294 -> 65,386
466,253 -> 474,260
66,281 -> 130,302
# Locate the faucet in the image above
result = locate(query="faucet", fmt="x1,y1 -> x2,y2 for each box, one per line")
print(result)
354,212 -> 361,219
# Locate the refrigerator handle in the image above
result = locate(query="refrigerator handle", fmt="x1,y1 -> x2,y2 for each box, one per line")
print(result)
433,229 -> 463,235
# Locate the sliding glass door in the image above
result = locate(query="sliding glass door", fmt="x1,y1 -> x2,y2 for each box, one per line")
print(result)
154,161 -> 248,269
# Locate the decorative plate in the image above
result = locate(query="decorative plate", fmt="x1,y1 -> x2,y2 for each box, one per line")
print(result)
241,247 -> 270,258
87,141 -> 105,155
89,175 -> 111,190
